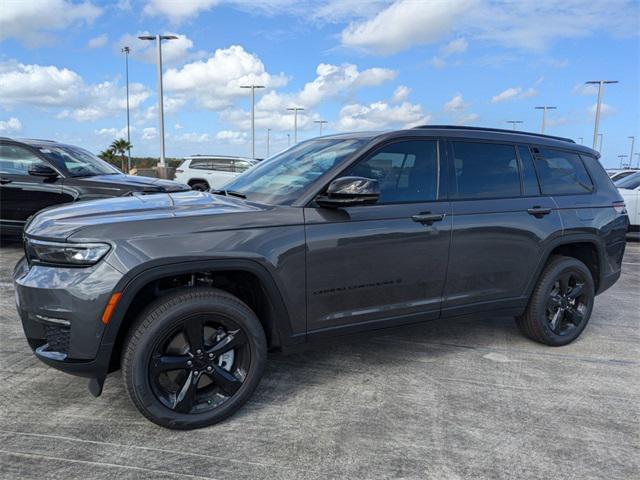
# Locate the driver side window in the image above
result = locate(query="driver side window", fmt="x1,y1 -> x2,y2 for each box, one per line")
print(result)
0,145 -> 47,175
341,140 -> 439,204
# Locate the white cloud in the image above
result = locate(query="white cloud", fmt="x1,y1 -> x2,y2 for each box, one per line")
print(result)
117,32 -> 200,65
57,82 -> 151,121
444,93 -> 467,112
335,101 -> 429,131
215,130 -> 248,144
441,37 -> 468,56
573,83 -> 600,96
0,117 -> 22,134
95,126 -> 132,138
456,113 -> 480,125
491,86 -> 537,103
87,34 -> 108,49
143,0 -> 220,22
164,45 -> 288,111
588,102 -> 616,118
142,127 -> 157,140
430,57 -> 446,69
391,85 -> 410,103
0,0 -> 101,47
341,0 -> 476,54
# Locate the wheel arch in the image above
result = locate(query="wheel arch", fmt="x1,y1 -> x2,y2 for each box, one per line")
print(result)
101,258 -> 299,374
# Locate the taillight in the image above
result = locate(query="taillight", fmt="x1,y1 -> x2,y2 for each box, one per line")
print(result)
613,201 -> 627,214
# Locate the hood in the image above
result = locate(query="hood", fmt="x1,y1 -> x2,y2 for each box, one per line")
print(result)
78,174 -> 190,192
25,190 -> 271,240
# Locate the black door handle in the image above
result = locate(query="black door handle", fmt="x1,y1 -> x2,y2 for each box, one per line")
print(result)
0,177 -> 12,184
411,213 -> 445,225
527,206 -> 552,218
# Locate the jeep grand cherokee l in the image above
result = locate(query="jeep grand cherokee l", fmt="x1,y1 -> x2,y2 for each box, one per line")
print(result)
0,137 -> 189,236
14,126 -> 628,429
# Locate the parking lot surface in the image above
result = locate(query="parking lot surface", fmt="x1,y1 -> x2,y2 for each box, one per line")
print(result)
0,241 -> 638,480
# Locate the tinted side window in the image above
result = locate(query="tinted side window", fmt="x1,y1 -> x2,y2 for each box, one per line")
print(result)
210,159 -> 233,172
534,148 -> 593,195
450,142 -> 520,199
189,158 -> 210,170
518,146 -> 540,196
0,145 -> 46,175
343,140 -> 439,204
233,160 -> 252,173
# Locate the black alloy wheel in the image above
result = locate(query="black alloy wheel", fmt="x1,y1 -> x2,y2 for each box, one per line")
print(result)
123,288 -> 267,429
545,271 -> 589,336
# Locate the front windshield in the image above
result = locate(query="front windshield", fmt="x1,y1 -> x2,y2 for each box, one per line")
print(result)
37,145 -> 120,177
615,172 -> 640,189
223,138 -> 368,205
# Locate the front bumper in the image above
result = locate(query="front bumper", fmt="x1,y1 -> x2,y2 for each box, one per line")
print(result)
13,255 -> 123,377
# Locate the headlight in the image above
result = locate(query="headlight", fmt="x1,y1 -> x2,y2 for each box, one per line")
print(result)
25,240 -> 110,267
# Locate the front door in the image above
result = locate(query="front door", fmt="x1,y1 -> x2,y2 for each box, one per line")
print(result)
304,139 -> 451,334
0,144 -> 66,231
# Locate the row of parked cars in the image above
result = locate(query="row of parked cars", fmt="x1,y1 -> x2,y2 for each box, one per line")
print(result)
4,127 -> 633,430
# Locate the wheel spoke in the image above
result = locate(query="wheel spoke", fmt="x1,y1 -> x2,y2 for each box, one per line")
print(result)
548,294 -> 562,309
150,354 -> 191,376
208,329 -> 247,357
173,371 -> 199,413
567,282 -> 584,300
208,365 -> 242,396
183,318 -> 204,354
565,307 -> 584,326
559,274 -> 570,295
549,308 -> 563,333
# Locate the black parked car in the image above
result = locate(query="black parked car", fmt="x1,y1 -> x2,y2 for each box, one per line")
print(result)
14,126 -> 628,429
0,137 -> 190,236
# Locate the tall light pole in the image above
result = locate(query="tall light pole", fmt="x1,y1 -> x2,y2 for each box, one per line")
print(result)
586,80 -> 618,150
535,106 -> 556,134
314,119 -> 328,135
617,154 -> 628,169
506,120 -> 523,130
266,128 -> 271,158
121,46 -> 132,172
628,136 -> 635,167
138,34 -> 177,169
578,137 -> 584,144
598,133 -> 603,152
286,107 -> 304,144
635,153 -> 640,169
240,84 -> 265,159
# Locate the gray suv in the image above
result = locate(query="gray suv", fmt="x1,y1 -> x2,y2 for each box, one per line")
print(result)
14,126 -> 629,429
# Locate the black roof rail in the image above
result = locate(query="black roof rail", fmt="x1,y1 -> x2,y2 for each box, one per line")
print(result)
412,125 -> 575,144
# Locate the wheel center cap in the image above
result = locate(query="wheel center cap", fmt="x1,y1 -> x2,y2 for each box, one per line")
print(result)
192,357 -> 208,370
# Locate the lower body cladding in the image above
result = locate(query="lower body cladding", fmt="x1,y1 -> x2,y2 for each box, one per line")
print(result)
13,256 -> 123,390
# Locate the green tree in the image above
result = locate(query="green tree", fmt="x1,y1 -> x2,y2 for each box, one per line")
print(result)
110,138 -> 133,173
98,148 -> 119,169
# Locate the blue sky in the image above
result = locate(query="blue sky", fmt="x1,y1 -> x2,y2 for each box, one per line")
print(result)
0,0 -> 638,167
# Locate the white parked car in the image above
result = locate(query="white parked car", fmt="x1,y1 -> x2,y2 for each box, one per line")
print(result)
616,172 -> 640,231
174,155 -> 258,191
609,169 -> 639,182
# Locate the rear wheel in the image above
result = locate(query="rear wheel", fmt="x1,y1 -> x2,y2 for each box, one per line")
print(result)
517,256 -> 594,346
190,181 -> 209,191
122,288 -> 267,429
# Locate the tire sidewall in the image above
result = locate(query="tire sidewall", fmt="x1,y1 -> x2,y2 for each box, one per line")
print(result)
125,291 -> 266,429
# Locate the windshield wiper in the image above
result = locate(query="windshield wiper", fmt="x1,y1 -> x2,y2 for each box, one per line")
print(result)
211,189 -> 247,199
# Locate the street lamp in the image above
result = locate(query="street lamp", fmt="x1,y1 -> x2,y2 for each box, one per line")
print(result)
240,84 -> 265,159
577,137 -> 584,144
314,119 -> 328,135
617,154 -> 628,169
598,133 -> 603,152
586,80 -> 618,150
534,106 -> 556,134
266,128 -> 271,158
138,34 -> 178,169
121,46 -> 132,172
286,107 -> 304,144
628,136 -> 635,167
506,120 -> 523,130
635,153 -> 640,169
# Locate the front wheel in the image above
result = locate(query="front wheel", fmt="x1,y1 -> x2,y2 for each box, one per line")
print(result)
517,256 -> 595,346
122,288 -> 267,429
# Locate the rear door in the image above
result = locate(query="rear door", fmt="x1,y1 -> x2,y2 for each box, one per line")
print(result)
0,143 -> 67,230
304,138 -> 451,334
442,140 -> 562,315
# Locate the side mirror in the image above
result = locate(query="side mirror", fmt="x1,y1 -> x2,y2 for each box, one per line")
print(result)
28,163 -> 58,178
316,176 -> 380,208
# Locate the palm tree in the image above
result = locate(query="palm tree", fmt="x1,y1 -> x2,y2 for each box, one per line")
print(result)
110,138 -> 132,173
98,148 -> 119,169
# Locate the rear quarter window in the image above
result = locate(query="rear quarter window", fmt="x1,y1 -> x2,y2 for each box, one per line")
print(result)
533,148 -> 593,195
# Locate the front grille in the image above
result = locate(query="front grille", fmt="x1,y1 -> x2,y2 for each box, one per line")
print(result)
43,324 -> 70,354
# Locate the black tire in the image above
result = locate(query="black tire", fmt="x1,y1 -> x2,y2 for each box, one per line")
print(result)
122,287 -> 267,430
516,255 -> 595,346
190,182 -> 209,192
